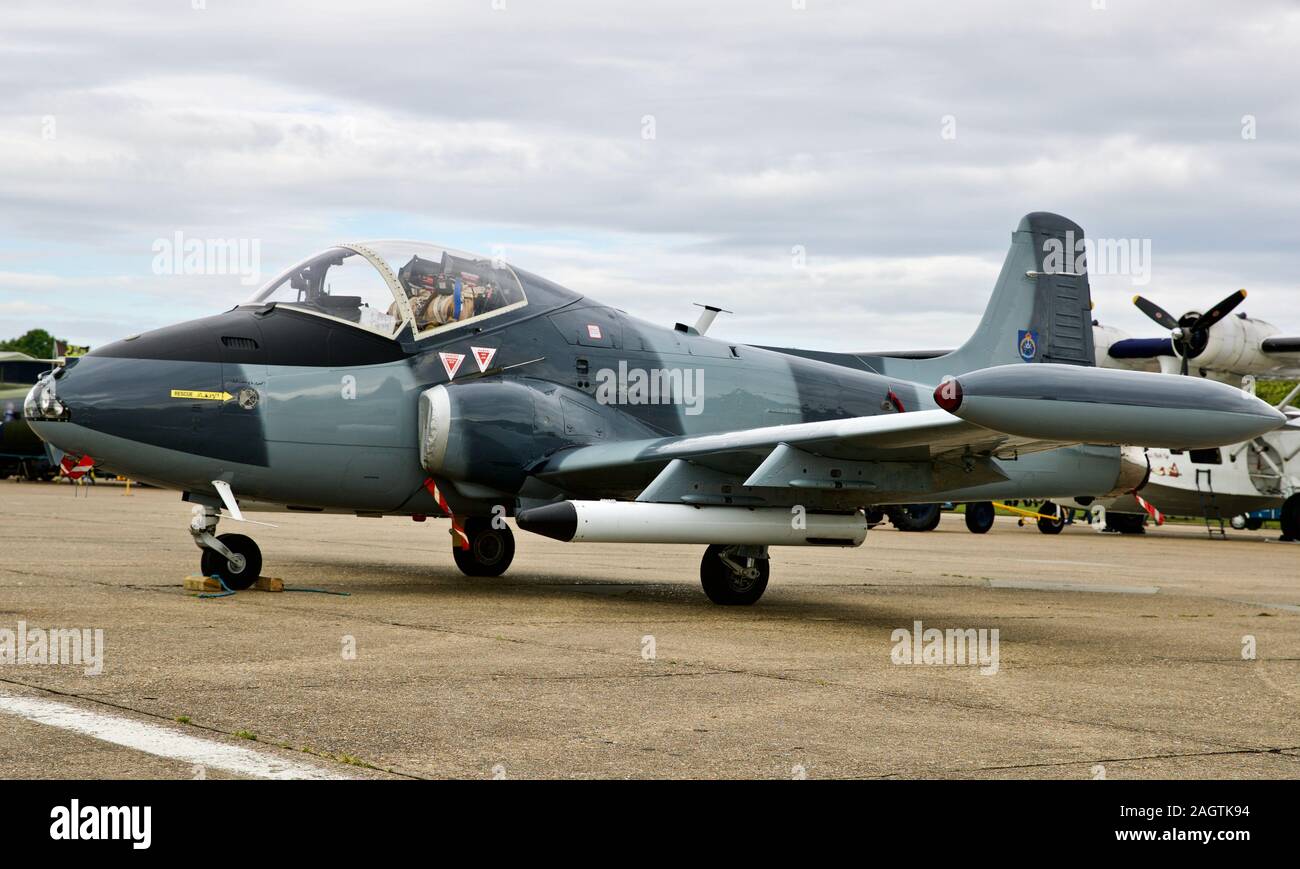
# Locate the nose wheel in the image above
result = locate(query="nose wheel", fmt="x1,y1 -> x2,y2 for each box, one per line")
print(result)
1036,501 -> 1067,534
452,516 -> 516,577
199,534 -> 262,590
190,505 -> 262,590
700,544 -> 769,605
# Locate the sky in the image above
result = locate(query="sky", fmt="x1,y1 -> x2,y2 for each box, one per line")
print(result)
1,0 -> 1297,352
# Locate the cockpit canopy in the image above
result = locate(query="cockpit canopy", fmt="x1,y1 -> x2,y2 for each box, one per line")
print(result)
247,241 -> 527,338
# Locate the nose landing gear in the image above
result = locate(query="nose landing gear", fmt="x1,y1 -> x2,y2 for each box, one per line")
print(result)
190,505 -> 262,590
1036,501 -> 1067,535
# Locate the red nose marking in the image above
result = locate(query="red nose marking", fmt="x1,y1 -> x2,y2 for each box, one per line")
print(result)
934,379 -> 963,412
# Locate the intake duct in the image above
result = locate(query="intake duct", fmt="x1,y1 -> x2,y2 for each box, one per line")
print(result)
418,381 -> 538,493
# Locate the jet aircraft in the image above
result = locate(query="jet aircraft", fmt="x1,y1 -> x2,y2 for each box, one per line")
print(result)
23,213 -> 1286,604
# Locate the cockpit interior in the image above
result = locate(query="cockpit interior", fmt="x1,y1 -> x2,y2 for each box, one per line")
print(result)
246,242 -> 528,338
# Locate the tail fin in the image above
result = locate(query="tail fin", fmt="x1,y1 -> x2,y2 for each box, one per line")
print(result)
876,212 -> 1096,384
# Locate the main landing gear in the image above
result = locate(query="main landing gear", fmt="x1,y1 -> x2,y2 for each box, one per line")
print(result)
1103,512 -> 1147,535
964,501 -> 996,534
887,503 -> 942,532
1281,494 -> 1300,542
452,516 -> 516,577
700,544 -> 770,605
190,505 -> 262,590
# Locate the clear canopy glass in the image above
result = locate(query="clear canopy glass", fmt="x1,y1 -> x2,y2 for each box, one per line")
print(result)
248,242 -> 527,338
248,247 -> 404,335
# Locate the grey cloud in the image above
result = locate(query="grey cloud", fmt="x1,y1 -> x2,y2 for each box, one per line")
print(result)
0,0 -> 1297,349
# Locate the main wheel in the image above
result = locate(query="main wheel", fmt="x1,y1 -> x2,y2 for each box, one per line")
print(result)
452,516 -> 516,577
964,502 -> 995,534
1281,495 -> 1300,541
1036,502 -> 1066,535
200,533 -> 261,590
890,503 -> 942,532
700,544 -> 769,605
1105,512 -> 1147,535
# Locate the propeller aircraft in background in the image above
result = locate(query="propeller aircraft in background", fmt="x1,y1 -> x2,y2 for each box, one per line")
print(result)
1097,288 -> 1300,380
1076,290 -> 1300,537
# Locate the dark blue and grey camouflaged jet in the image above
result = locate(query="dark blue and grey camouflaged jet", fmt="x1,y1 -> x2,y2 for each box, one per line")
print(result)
24,213 -> 1285,604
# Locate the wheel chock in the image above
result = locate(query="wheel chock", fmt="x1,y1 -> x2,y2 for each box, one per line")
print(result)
183,575 -> 284,594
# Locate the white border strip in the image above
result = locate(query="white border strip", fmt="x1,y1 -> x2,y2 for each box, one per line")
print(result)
0,692 -> 350,780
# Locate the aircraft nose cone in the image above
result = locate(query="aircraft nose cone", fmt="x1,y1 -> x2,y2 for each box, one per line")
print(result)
23,372 -> 73,445
23,367 -> 92,460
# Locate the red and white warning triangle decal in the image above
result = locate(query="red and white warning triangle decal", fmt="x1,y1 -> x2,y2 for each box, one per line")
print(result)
470,346 -> 496,373
439,352 -> 465,380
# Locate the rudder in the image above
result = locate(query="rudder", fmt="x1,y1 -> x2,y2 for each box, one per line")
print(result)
875,212 -> 1096,384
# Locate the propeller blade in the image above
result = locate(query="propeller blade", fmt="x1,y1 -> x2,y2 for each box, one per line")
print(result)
1194,288 -> 1248,331
1132,295 -> 1179,330
1181,354 -> 1190,376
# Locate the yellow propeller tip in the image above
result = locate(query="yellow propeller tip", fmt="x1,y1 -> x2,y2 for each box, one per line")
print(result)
1131,294 -> 1141,304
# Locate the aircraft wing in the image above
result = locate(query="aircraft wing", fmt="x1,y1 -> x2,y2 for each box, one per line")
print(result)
1261,336 -> 1300,360
535,409 -> 1023,477
1106,337 -> 1176,359
532,364 -> 1286,494
531,409 -> 1043,498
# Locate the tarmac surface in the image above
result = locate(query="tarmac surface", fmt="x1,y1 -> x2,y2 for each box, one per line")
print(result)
1,480 -> 1297,779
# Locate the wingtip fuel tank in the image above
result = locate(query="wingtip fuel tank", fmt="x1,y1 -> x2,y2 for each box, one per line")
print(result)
936,363 -> 1285,449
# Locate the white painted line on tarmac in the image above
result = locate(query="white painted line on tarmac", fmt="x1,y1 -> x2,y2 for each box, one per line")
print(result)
0,692 -> 351,780
987,580 -> 1160,595
1223,599 -> 1300,614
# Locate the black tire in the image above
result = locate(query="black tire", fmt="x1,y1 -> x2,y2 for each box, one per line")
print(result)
1036,501 -> 1066,535
964,502 -> 996,534
452,516 -> 515,577
700,544 -> 769,605
1244,516 -> 1264,531
1105,512 -> 1147,535
864,508 -> 887,528
200,533 -> 261,590
1281,495 -> 1300,541
890,503 -> 942,532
